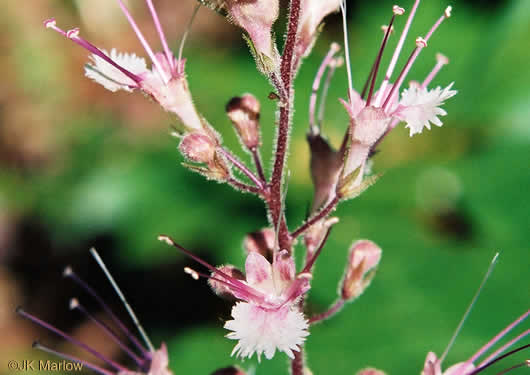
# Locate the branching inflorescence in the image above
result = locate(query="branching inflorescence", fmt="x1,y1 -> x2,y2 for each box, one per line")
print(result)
21,0 -> 527,374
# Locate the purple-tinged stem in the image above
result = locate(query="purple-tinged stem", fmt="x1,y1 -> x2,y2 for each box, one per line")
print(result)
44,20 -> 142,85
145,0 -> 175,73
382,8 -> 451,112
16,308 -> 128,372
478,328 -> 530,368
309,44 -> 340,133
421,53 -> 449,89
251,149 -> 267,183
218,147 -> 264,190
227,177 -> 261,194
468,344 -> 530,375
469,310 -> 530,363
115,0 -> 169,83
291,346 -> 305,375
365,13 -> 397,106
291,196 -> 340,239
309,299 -> 345,324
374,0 -> 421,107
70,299 -> 144,366
303,226 -> 333,273
63,268 -> 148,356
33,341 -> 115,375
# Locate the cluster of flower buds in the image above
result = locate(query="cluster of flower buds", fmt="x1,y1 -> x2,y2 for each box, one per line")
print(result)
17,249 -> 173,375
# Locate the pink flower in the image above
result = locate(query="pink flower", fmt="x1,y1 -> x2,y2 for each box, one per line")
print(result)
44,0 -> 204,133
158,236 -> 311,361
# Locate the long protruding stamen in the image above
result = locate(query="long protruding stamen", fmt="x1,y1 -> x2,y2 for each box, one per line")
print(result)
374,0 -> 420,107
439,253 -> 499,364
361,24 -> 393,100
16,308 -> 128,372
90,248 -> 155,353
177,4 -> 201,75
366,7 -> 403,106
309,43 -> 340,135
44,19 -> 142,85
421,53 -> 449,89
468,344 -> 530,375
63,267 -> 147,356
469,309 -> 530,363
33,341 -> 114,375
340,0 -> 354,112
115,0 -> 170,83
382,7 -> 452,112
478,328 -> 530,368
317,57 -> 342,128
145,0 -> 175,73
494,360 -> 530,375
69,298 -> 144,365
157,235 -> 263,297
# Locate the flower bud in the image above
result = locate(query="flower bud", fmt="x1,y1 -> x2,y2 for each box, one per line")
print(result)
308,133 -> 344,211
211,366 -> 247,375
182,151 -> 231,182
357,368 -> 387,375
296,0 -> 342,58
208,265 -> 245,300
226,94 -> 261,150
243,228 -> 275,261
179,133 -> 217,164
304,217 -> 339,259
224,0 -> 280,73
341,240 -> 382,301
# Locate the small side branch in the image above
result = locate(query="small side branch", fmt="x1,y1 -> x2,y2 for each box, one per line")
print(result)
218,147 -> 264,190
291,196 -> 340,239
309,299 -> 345,325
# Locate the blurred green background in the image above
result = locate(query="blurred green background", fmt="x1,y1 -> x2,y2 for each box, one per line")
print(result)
1,0 -> 528,374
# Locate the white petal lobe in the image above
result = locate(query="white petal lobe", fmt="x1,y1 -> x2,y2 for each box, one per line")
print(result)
85,48 -> 147,92
397,82 -> 457,136
224,302 -> 309,361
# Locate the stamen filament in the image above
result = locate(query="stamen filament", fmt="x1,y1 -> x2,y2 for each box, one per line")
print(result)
145,0 -> 175,73
468,344 -> 530,375
478,328 -> 530,368
44,21 -> 142,85
33,341 -> 114,375
375,0 -> 421,107
90,248 -> 155,353
470,309 -> 530,363
115,0 -> 170,83
366,13 -> 397,106
317,57 -> 341,128
439,253 -> 499,364
494,360 -> 530,375
70,299 -> 144,365
309,43 -> 340,134
178,4 -> 201,75
64,267 -> 148,356
303,226 -> 333,273
340,0 -> 354,112
421,53 -> 449,89
16,308 -> 127,372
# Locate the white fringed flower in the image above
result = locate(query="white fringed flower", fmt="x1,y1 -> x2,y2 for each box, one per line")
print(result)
397,82 -> 457,136
224,302 -> 309,361
85,48 -> 148,92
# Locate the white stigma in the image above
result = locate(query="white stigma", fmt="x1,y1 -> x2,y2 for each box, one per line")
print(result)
436,53 -> 450,65
184,267 -> 199,280
69,298 -> 79,310
445,6 -> 452,18
63,266 -> 73,277
66,28 -> 80,39
157,235 -> 173,246
393,5 -> 405,15
44,18 -> 56,28
416,37 -> 427,48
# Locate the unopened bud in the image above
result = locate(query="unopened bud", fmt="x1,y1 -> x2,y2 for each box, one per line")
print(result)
208,265 -> 245,300
243,228 -> 275,261
179,133 -> 217,164
341,240 -> 382,301
357,368 -> 387,375
211,366 -> 247,375
304,217 -> 339,258
226,94 -> 261,150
